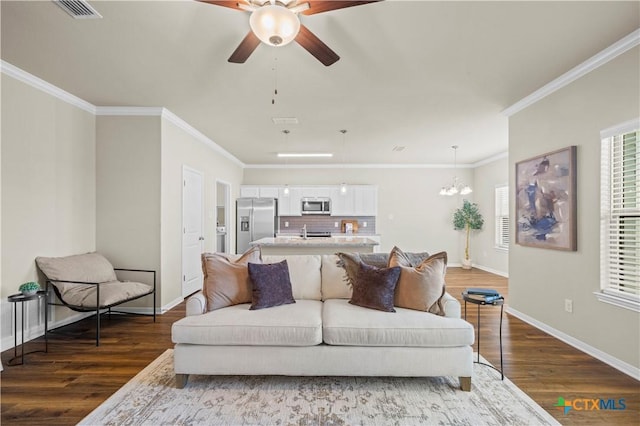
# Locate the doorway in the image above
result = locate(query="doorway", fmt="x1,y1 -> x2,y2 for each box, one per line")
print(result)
216,180 -> 231,254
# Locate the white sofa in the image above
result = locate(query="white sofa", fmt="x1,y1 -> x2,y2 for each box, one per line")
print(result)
171,254 -> 475,391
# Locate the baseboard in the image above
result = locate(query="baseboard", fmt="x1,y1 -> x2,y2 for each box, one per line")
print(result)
448,263 -> 509,278
506,306 -> 640,381
0,298 -> 182,352
473,264 -> 509,278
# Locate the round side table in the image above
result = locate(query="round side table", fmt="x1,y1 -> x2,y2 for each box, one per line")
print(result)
7,290 -> 48,366
462,290 -> 504,380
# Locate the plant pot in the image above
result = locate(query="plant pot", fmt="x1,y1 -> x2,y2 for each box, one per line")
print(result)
461,259 -> 472,270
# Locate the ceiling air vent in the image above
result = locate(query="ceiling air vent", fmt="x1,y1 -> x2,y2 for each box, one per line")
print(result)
54,0 -> 102,19
392,146 -> 406,152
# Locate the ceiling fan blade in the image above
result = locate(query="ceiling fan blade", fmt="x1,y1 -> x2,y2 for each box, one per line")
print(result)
295,24 -> 340,66
301,0 -> 381,16
228,31 -> 261,63
197,1 -> 247,12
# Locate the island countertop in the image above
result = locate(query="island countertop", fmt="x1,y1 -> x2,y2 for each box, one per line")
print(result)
250,236 -> 379,255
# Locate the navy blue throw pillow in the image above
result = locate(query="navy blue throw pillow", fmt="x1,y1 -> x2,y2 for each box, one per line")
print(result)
349,262 -> 401,312
248,260 -> 296,310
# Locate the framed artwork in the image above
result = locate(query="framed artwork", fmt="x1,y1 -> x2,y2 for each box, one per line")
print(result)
515,146 -> 577,251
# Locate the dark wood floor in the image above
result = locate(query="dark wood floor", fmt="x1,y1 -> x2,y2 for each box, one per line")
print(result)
1,268 -> 638,425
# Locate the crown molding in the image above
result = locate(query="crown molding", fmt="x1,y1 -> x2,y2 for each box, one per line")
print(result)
600,117 -> 640,139
502,28 -> 640,117
160,109 -> 245,167
1,60 -> 96,114
472,151 -> 508,168
95,106 -> 164,116
244,163 -> 477,169
1,61 -> 243,167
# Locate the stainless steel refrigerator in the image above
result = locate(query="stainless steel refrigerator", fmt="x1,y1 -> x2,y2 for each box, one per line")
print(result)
236,198 -> 278,254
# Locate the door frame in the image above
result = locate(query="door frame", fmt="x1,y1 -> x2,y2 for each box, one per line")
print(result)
216,179 -> 232,254
182,165 -> 205,297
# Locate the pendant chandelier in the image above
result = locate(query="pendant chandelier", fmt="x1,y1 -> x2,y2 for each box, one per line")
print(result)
440,145 -> 472,196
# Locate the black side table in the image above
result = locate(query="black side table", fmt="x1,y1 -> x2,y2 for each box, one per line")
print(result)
462,290 -> 504,380
7,290 -> 48,366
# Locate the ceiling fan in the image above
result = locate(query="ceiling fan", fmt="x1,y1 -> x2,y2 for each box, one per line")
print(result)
199,0 -> 381,66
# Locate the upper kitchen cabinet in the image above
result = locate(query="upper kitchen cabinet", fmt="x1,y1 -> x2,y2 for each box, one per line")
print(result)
331,185 -> 378,216
239,186 -> 279,198
278,187 -> 302,216
300,186 -> 332,198
353,185 -> 378,216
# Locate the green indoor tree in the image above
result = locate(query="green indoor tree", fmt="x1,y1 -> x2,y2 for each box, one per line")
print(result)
453,200 -> 484,269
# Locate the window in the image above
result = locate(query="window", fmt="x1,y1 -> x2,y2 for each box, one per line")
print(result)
598,119 -> 640,312
495,184 -> 509,250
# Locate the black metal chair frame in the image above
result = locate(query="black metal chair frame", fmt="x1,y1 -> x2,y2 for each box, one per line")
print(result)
44,268 -> 156,346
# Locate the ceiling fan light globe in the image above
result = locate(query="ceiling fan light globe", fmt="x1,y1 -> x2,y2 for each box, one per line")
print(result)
250,4 -> 300,47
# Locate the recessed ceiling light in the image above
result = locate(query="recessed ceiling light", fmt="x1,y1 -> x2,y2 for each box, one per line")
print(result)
272,117 -> 299,125
277,153 -> 333,158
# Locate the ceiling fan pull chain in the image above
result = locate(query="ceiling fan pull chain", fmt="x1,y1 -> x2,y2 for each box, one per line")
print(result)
272,56 -> 278,105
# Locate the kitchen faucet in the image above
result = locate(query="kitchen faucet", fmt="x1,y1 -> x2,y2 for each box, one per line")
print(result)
302,224 -> 308,240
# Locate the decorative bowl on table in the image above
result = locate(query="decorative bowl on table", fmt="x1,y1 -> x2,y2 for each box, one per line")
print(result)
19,281 -> 41,296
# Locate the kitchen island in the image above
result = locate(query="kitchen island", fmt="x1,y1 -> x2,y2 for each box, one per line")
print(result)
250,236 -> 379,255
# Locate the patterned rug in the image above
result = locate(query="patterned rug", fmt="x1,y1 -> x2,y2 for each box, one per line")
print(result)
79,349 -> 559,425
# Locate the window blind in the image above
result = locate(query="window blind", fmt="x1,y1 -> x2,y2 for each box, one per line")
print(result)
495,185 -> 509,249
601,128 -> 640,304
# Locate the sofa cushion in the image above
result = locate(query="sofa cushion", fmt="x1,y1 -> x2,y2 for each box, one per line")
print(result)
349,262 -> 400,313
36,252 -> 118,290
389,251 -> 448,315
248,260 -> 296,310
55,280 -> 153,309
201,246 -> 261,311
262,255 -> 321,300
321,255 -> 352,300
323,299 -> 474,347
172,299 -> 323,346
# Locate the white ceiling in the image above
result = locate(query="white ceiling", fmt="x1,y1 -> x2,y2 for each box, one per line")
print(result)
2,1 -> 638,165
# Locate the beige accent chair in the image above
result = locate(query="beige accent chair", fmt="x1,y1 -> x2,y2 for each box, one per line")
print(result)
36,252 -> 156,346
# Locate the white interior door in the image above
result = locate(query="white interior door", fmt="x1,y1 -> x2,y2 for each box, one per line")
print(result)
182,167 -> 204,297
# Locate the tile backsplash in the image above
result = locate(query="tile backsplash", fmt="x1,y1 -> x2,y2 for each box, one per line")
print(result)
279,216 -> 376,235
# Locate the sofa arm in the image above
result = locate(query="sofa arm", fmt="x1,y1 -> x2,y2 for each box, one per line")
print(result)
186,291 -> 207,316
441,292 -> 461,318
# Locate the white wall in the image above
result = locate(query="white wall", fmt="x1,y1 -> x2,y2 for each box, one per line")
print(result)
1,74 -> 96,347
242,167 -> 478,261
471,157 -> 509,276
160,118 -> 244,306
96,115 -> 161,310
509,46 -> 640,371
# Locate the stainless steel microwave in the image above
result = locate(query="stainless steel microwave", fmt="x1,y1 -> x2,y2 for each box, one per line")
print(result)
301,198 -> 331,215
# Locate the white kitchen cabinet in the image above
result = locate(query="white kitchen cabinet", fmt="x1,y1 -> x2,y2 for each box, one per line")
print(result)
240,185 -> 279,199
259,187 -> 280,198
300,186 -> 332,199
331,185 -> 377,216
353,185 -> 378,216
331,186 -> 355,215
278,187 -> 302,216
239,186 -> 260,198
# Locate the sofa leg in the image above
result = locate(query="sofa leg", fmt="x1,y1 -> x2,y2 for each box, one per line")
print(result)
176,374 -> 189,389
460,376 -> 471,391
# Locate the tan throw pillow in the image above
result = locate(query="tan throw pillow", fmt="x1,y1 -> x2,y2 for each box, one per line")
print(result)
201,246 -> 261,311
389,251 -> 448,315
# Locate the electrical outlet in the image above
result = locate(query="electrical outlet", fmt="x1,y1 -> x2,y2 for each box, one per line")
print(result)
564,299 -> 573,313
363,222 -> 368,227
334,222 -> 339,228
284,221 -> 289,228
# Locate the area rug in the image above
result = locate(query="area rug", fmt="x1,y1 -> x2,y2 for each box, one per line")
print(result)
79,349 -> 559,425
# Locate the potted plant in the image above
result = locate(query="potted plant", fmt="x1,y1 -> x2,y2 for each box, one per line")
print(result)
19,281 -> 41,295
453,200 -> 484,269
